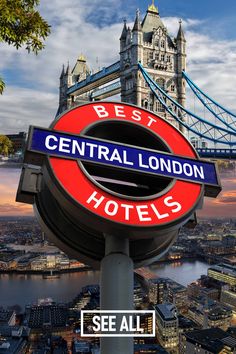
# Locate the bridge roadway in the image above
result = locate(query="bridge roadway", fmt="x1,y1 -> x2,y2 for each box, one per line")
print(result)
197,148 -> 236,159
91,81 -> 121,100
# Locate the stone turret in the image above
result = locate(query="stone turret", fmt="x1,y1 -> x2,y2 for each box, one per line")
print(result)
58,63 -> 72,115
176,20 -> 187,109
71,54 -> 90,82
58,55 -> 90,115
120,20 -> 128,51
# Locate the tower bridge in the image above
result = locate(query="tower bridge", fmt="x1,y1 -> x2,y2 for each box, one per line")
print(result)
58,1 -> 236,159
58,2 -> 185,120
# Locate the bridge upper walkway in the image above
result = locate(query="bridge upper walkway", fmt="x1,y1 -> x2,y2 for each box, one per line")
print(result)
67,61 -> 120,96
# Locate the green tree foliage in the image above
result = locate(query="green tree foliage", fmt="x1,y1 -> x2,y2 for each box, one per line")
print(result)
0,76 -> 5,94
0,0 -> 50,94
0,135 -> 14,156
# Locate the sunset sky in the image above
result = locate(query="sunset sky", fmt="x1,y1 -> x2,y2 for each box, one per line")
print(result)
0,0 -> 236,218
197,173 -> 236,219
0,168 -> 32,216
0,167 -> 235,218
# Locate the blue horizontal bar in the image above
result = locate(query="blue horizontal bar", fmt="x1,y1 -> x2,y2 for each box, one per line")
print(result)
197,148 -> 236,158
29,127 -> 220,187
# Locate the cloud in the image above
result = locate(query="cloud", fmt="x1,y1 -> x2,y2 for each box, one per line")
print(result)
214,191 -> 236,205
0,0 -> 127,134
0,2 -> 236,137
0,169 -> 33,216
163,17 -> 203,36
1,0 -> 124,92
162,17 -> 236,117
185,33 -> 236,114
0,203 -> 33,215
0,87 -> 57,133
197,174 -> 236,218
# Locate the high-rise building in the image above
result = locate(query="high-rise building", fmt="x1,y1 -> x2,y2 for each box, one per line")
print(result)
134,280 -> 145,308
0,310 -> 16,326
149,278 -> 168,304
6,131 -> 27,155
208,264 -> 236,287
180,328 -> 236,354
155,303 -> 179,352
168,282 -> 188,313
188,303 -> 232,331
221,288 -> 236,312
190,137 -> 208,149
134,343 -> 169,353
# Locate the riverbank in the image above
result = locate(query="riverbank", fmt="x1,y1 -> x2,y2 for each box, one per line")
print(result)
0,265 -> 92,275
0,256 -> 213,276
153,256 -> 198,265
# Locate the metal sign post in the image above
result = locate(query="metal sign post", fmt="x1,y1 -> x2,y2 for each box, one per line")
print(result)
100,235 -> 133,354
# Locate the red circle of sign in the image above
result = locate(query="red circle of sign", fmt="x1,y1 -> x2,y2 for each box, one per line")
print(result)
49,102 -> 202,227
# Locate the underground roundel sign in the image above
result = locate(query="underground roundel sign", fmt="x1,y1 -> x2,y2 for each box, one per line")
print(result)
26,102 -> 221,233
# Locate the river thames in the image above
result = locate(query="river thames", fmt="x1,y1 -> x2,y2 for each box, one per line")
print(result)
0,260 -> 209,309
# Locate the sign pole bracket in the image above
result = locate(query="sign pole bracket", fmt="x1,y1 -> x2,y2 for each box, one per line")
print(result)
100,234 -> 134,354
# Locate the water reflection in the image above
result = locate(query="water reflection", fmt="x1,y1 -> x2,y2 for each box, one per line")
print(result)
149,260 -> 209,286
0,261 -> 210,308
0,271 -> 100,308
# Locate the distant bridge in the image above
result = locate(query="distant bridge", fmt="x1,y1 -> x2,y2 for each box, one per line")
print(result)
197,148 -> 236,159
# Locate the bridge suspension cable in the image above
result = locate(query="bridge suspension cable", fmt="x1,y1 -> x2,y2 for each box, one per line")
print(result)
138,63 -> 236,146
183,71 -> 236,133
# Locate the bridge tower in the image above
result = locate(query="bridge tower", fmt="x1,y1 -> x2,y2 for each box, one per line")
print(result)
120,1 -> 186,126
57,0 -> 186,128
58,55 -> 90,115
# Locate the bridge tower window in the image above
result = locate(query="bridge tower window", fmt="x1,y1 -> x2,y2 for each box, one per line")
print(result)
157,101 -> 165,112
143,99 -> 148,109
156,78 -> 165,89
